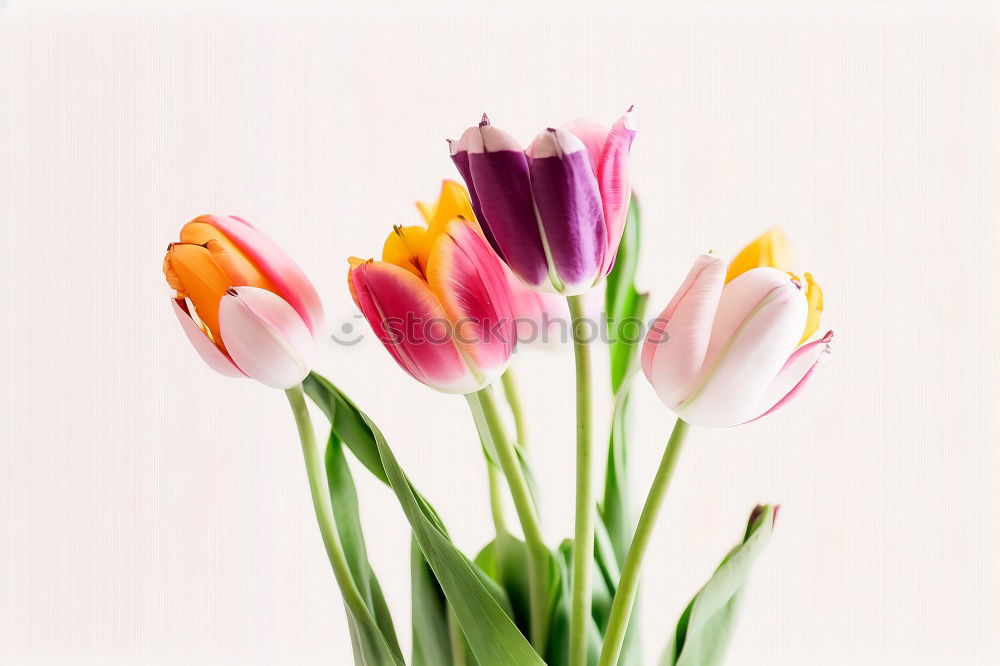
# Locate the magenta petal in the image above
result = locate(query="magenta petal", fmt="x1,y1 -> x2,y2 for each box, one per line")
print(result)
427,221 -> 517,380
171,298 -> 245,378
596,108 -> 637,275
349,261 -> 480,394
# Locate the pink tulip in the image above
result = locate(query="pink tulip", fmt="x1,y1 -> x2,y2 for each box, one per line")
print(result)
642,254 -> 833,427
348,213 -> 516,394
163,214 -> 323,389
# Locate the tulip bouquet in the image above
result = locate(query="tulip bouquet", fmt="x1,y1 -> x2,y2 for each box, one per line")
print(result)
163,108 -> 833,666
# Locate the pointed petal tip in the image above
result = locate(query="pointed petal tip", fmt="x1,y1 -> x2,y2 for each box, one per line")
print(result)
622,105 -> 637,130
479,113 -> 490,127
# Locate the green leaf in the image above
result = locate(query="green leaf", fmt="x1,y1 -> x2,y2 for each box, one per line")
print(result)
362,409 -> 546,666
324,433 -> 404,664
361,413 -> 544,666
411,537 -> 453,666
545,540 -> 605,666
304,372 -> 388,485
305,373 -> 531,663
660,505 -> 778,666
605,196 -> 647,394
600,194 -> 648,666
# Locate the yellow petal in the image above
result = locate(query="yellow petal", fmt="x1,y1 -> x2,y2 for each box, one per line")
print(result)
799,272 -> 824,344
418,180 -> 476,235
726,227 -> 791,283
382,225 -> 431,277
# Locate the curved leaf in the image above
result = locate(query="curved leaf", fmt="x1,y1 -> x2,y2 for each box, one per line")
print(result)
660,505 -> 778,666
325,434 -> 404,664
363,410 -> 546,666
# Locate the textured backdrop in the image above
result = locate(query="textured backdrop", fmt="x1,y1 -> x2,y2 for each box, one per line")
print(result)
1,1 -> 997,664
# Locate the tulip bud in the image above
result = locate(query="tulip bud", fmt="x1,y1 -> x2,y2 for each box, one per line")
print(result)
643,251 -> 833,427
348,183 -> 516,394
449,108 -> 636,295
163,214 -> 323,388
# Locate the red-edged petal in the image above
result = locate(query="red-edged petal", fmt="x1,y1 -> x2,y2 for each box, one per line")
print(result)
349,260 -> 480,394
218,287 -> 314,389
596,107 -> 637,275
171,298 -> 245,378
426,220 -> 517,380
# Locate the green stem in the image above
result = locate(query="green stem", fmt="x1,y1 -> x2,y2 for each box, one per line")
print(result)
487,462 -> 510,540
284,386 -> 374,628
468,387 -> 550,655
567,293 -> 595,666
598,418 -> 690,666
501,368 -> 529,448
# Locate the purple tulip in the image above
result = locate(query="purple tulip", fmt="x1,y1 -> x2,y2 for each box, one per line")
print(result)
449,108 -> 636,295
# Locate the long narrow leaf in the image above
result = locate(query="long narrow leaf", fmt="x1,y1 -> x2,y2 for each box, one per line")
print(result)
324,434 -> 404,664
363,410 -> 546,666
411,537 -> 453,666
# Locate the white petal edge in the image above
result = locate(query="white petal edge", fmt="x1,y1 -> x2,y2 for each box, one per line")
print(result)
218,286 -> 314,389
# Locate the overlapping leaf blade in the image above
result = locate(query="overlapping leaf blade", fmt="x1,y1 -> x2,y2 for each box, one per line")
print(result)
305,373 -> 542,666
323,433 -> 403,664
363,409 -> 545,666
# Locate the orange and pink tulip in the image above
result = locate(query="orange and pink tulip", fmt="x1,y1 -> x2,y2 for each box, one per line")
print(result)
163,214 -> 324,389
642,229 -> 832,428
348,182 -> 517,394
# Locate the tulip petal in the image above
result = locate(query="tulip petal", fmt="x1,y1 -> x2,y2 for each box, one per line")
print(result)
641,254 -> 725,407
163,241 -> 233,346
679,268 -> 807,427
749,331 -> 833,421
454,121 -> 552,289
448,127 -> 495,252
171,298 -> 245,377
349,260 -> 480,394
218,286 -> 314,389
561,119 -> 609,173
596,107 -> 637,275
725,227 -> 791,283
799,272 -> 824,344
417,179 -> 477,235
181,215 -> 325,337
426,221 -> 516,379
527,127 -> 606,293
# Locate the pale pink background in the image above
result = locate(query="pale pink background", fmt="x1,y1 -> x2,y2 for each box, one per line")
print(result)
1,1 -> 997,664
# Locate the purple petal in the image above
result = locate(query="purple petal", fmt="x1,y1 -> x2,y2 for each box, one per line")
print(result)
528,128 -> 605,292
